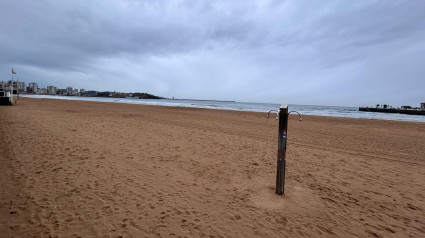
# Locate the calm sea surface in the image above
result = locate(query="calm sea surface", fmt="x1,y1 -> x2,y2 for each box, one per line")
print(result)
22,95 -> 425,123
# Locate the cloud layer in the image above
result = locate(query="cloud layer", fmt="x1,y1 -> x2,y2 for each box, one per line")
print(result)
1,0 -> 424,106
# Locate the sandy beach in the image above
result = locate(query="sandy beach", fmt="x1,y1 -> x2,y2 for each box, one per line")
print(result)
1,97 -> 424,237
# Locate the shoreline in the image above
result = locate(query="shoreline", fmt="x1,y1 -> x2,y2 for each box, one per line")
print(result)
21,95 -> 425,124
1,97 -> 424,237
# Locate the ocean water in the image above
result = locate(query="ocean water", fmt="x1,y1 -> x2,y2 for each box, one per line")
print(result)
22,95 -> 425,123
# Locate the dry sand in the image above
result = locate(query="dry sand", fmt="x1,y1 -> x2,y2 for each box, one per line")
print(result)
1,97 -> 424,237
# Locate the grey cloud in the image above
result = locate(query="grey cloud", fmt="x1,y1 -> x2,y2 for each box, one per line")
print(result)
1,0 -> 424,106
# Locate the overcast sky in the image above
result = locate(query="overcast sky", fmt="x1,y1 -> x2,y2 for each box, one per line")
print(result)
1,0 -> 424,106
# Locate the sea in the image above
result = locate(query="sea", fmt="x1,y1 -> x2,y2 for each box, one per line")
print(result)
22,95 -> 425,123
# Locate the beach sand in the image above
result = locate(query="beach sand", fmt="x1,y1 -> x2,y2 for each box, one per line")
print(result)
1,97 -> 424,237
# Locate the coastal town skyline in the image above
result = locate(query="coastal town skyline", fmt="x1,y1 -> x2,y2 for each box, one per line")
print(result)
2,77 -> 424,108
0,79 -> 163,99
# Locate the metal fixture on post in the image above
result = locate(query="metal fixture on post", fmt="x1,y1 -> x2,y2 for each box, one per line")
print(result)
267,110 -> 279,120
289,111 -> 302,121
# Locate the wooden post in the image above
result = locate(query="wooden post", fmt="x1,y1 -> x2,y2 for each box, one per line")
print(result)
276,104 -> 288,195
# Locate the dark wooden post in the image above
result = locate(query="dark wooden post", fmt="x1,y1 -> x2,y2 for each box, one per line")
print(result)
276,104 -> 288,195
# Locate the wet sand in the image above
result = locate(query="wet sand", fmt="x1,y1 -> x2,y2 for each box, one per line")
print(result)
1,97 -> 424,237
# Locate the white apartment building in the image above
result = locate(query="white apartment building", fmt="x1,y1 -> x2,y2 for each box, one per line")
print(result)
47,86 -> 57,95
66,86 -> 73,95
28,82 -> 38,94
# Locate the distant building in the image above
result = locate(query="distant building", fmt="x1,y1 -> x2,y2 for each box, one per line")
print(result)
17,81 -> 26,93
79,89 -> 85,96
28,82 -> 38,94
83,90 -> 98,97
112,92 -> 126,98
421,103 -> 425,110
97,91 -> 113,97
57,89 -> 67,95
72,88 -> 79,95
38,88 -> 47,94
47,86 -> 57,95
66,86 -> 73,95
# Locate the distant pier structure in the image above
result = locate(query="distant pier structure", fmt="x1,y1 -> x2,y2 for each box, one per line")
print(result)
359,103 -> 425,116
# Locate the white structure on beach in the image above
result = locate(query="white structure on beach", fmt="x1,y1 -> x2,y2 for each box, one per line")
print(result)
0,80 -> 18,105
